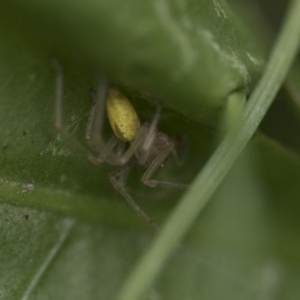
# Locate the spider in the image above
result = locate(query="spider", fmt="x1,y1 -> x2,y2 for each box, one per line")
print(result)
52,60 -> 188,230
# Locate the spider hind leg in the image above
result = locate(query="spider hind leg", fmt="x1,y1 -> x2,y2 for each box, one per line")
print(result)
109,166 -> 159,231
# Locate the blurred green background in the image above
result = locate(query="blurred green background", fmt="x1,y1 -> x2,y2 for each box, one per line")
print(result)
0,0 -> 300,299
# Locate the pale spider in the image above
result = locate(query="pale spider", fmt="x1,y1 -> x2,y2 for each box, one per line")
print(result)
52,60 -> 188,229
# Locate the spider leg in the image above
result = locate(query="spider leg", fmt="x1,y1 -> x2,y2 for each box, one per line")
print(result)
141,144 -> 189,189
97,135 -> 119,163
84,80 -> 124,164
85,80 -> 107,150
109,166 -> 159,231
141,102 -> 161,153
107,124 -> 149,166
51,58 -> 99,164
85,91 -> 98,149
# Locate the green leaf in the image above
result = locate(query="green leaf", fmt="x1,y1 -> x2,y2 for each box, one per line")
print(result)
2,135 -> 300,300
1,0 -> 263,125
117,1 -> 300,298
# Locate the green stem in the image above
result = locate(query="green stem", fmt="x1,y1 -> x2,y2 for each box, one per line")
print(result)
117,0 -> 300,299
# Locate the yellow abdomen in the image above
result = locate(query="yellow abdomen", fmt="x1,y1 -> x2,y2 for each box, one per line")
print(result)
106,88 -> 141,142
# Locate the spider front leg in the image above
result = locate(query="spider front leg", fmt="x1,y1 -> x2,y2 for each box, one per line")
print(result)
51,58 -> 98,164
85,88 -> 104,150
85,83 -> 122,164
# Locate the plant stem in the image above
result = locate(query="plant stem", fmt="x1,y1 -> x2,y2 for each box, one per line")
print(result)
117,0 -> 300,299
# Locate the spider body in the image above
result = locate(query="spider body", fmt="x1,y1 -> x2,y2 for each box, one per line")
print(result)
52,60 -> 187,229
